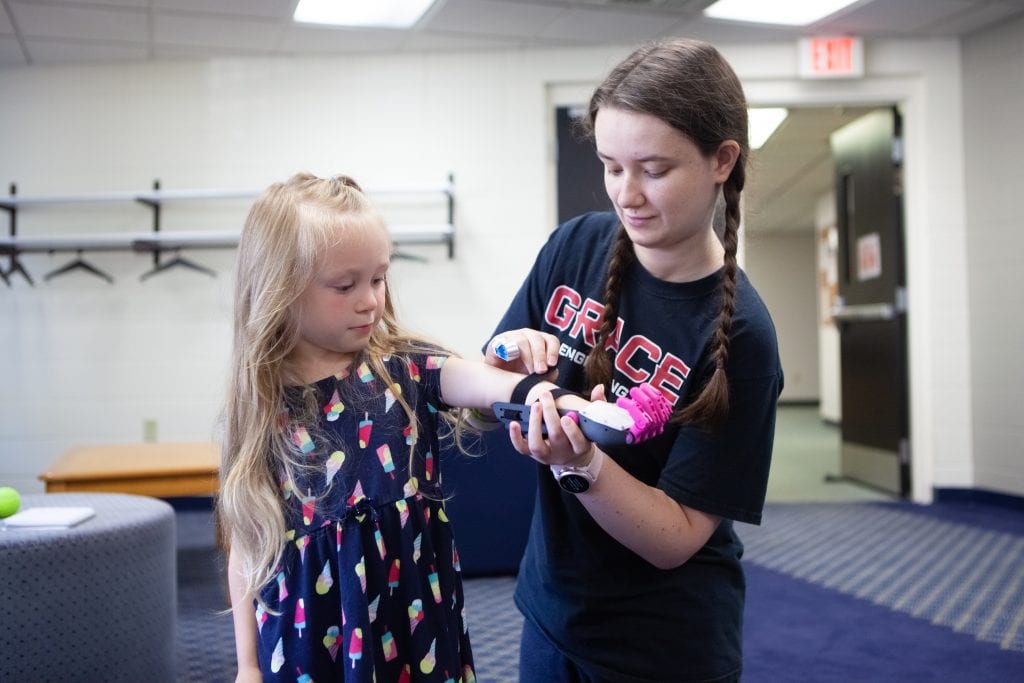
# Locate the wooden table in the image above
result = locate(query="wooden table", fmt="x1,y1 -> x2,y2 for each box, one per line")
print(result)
39,442 -> 220,497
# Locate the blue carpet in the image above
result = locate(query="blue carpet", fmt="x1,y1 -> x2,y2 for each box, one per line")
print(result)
744,562 -> 1024,682
462,577 -> 520,683
176,500 -> 1024,682
738,502 -> 1024,654
741,500 -> 1024,682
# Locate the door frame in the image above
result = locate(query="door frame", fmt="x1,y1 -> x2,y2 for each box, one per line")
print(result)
547,72 -> 946,504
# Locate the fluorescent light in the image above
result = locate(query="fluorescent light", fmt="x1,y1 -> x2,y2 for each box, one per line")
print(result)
749,108 -> 788,149
294,0 -> 437,28
704,0 -> 860,26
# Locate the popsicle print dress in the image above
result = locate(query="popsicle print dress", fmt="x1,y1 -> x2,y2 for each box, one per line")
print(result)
255,352 -> 476,683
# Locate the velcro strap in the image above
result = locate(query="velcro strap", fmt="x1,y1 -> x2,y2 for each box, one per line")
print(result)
511,374 -> 581,405
510,374 -> 547,405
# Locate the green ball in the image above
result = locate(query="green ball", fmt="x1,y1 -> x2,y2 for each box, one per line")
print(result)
0,486 -> 21,518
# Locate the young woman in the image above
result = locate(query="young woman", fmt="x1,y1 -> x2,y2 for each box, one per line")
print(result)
484,39 -> 784,683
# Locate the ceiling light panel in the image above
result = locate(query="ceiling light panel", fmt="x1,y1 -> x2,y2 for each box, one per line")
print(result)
704,0 -> 861,26
294,0 -> 437,28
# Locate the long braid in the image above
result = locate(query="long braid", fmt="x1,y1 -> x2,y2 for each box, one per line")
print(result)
584,226 -> 635,390
679,174 -> 742,430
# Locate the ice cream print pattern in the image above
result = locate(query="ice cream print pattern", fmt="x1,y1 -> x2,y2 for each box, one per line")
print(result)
255,353 -> 475,681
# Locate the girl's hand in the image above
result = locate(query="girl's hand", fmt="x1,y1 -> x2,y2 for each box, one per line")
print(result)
485,329 -> 561,376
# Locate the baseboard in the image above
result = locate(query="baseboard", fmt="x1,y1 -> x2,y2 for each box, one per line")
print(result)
933,487 -> 1024,512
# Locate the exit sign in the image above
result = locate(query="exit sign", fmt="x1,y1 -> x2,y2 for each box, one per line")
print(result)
798,37 -> 864,79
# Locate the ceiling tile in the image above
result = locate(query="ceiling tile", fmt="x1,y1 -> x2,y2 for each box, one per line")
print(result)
9,2 -> 147,42
51,0 -> 148,7
402,30 -> 529,51
24,38 -> 149,65
540,6 -> 680,43
154,13 -> 284,50
153,0 -> 295,21
683,17 -> 805,44
428,0 -> 567,38
278,26 -> 408,54
819,0 -> 982,35
0,36 -> 26,66
920,2 -> 1024,35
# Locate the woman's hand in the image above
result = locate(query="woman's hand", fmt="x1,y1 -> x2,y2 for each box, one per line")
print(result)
507,385 -> 607,467
485,329 -> 561,376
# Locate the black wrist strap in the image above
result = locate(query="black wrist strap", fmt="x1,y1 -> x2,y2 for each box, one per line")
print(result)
511,374 -> 580,405
511,374 -> 546,405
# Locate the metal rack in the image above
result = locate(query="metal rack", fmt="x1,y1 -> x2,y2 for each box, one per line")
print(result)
1,175 -> 455,285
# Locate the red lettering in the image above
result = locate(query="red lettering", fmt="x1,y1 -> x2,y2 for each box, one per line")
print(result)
614,335 -> 659,383
545,286 -> 581,331
648,354 -> 690,402
569,298 -> 604,348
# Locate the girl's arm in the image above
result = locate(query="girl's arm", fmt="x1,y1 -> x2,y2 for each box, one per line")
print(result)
227,546 -> 263,683
438,355 -> 588,413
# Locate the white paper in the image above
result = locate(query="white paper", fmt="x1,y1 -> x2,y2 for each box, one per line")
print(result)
3,506 -> 96,528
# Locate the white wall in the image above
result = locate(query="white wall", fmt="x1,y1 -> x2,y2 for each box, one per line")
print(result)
0,37 -> 995,502
962,15 -> 1024,495
815,192 -> 842,423
0,48 -> 626,494
744,231 -> 818,402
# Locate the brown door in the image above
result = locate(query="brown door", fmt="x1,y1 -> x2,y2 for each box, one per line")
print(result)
830,107 -> 909,496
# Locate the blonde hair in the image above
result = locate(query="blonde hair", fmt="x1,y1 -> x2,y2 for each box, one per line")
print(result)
218,172 -> 463,604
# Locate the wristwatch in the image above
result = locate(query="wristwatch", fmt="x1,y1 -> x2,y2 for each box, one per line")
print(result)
550,450 -> 604,494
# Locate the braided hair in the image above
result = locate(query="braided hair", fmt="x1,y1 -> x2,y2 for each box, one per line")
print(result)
582,39 -> 749,431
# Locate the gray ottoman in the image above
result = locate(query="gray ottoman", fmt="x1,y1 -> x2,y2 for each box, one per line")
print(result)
0,493 -> 177,683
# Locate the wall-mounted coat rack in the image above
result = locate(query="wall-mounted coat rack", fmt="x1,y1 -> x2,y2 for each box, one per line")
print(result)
1,174 -> 455,286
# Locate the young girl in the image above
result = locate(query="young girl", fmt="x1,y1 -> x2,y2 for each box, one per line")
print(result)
483,39 -> 784,682
218,173 -> 663,683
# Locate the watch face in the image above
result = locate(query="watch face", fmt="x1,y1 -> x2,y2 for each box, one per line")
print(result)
557,472 -> 591,494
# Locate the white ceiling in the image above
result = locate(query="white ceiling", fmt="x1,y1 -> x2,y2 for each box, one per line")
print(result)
2,0 -> 1021,66
2,0 -> 1022,234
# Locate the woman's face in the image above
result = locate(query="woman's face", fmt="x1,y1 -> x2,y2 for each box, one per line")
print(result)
594,106 -> 738,279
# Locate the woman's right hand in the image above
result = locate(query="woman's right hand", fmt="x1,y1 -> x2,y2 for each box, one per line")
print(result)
485,328 -> 561,376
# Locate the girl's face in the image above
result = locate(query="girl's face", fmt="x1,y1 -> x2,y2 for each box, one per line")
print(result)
595,106 -> 738,281
290,223 -> 391,382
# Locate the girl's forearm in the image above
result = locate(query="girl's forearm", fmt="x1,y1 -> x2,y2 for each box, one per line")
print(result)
439,356 -> 570,410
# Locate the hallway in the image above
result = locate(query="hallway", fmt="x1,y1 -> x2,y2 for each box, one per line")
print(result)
767,405 -> 894,503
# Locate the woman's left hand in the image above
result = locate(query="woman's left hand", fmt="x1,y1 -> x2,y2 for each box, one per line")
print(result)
507,385 -> 606,466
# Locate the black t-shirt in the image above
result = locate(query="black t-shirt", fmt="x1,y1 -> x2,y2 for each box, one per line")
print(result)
489,212 -> 783,682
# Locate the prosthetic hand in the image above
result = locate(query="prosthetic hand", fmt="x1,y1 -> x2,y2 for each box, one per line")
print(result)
492,383 -> 672,448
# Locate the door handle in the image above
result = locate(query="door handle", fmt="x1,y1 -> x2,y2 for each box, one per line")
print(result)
831,302 -> 896,322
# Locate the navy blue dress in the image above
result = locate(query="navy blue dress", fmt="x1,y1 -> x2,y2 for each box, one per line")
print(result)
254,352 -> 476,682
